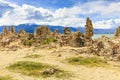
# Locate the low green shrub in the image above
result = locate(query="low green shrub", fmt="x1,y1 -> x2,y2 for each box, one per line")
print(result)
43,37 -> 57,45
24,40 -> 33,46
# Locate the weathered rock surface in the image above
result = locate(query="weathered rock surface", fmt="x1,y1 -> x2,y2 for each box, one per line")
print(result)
86,36 -> 120,61
1,27 -> 9,37
84,17 -> 93,40
114,26 -> 120,38
0,17 -> 95,49
52,29 -> 59,37
64,27 -> 71,35
34,25 -> 51,38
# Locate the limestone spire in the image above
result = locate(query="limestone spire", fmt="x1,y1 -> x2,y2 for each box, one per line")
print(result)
84,17 -> 93,39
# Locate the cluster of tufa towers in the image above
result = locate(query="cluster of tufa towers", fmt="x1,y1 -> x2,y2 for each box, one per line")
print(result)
0,17 -> 94,47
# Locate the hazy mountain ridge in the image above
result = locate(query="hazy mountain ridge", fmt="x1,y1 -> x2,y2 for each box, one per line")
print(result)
0,24 -> 115,34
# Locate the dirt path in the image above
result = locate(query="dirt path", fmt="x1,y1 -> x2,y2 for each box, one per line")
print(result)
0,47 -> 120,80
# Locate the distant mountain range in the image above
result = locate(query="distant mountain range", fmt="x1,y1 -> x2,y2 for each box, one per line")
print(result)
0,24 -> 116,34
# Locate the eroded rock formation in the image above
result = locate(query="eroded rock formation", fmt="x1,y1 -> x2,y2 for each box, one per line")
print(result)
58,27 -> 86,47
34,25 -> 51,38
114,26 -> 120,38
34,26 -> 51,44
0,18 -> 94,49
1,26 -> 9,37
84,17 -> 93,39
86,35 -> 120,61
83,17 -> 94,46
52,29 -> 59,37
9,26 -> 16,35
63,27 -> 71,35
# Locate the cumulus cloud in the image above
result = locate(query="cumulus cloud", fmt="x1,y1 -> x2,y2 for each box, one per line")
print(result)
82,1 -> 120,18
93,20 -> 114,29
0,1 -> 13,17
0,3 -> 54,25
0,1 -> 85,27
0,0 -> 120,29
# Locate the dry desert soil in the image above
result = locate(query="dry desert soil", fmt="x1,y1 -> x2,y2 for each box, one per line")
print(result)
0,47 -> 120,80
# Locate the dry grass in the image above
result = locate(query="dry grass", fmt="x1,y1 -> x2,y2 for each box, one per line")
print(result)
7,61 -> 71,78
66,56 -> 108,67
0,76 -> 13,80
24,54 -> 41,58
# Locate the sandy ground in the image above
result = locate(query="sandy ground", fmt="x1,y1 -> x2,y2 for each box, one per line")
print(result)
0,47 -> 120,80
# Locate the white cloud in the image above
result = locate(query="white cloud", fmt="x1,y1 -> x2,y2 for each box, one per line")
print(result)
94,20 -> 114,29
93,19 -> 120,29
80,1 -> 120,18
0,0 -> 3,2
0,1 -> 85,27
0,3 -> 54,25
0,0 -> 18,8
0,0 -> 120,29
54,6 -> 82,18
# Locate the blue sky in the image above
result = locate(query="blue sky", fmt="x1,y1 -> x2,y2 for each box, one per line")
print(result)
6,0 -> 75,9
5,0 -> 90,8
0,0 -> 120,29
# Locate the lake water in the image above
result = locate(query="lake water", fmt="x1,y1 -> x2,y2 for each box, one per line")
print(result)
92,34 -> 114,39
